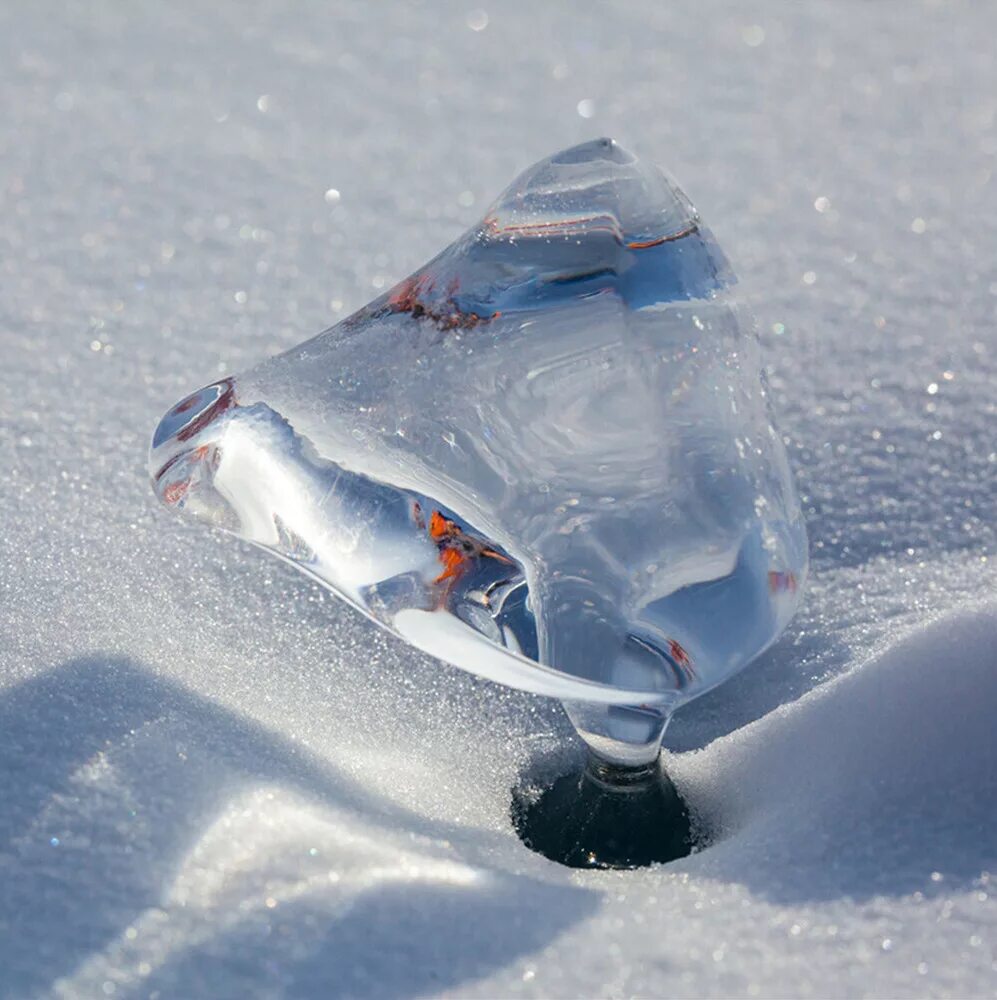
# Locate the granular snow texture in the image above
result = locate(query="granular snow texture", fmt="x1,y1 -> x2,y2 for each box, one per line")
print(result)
0,2 -> 995,997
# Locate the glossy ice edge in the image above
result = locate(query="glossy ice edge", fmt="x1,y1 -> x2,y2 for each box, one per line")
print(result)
149,378 -> 684,707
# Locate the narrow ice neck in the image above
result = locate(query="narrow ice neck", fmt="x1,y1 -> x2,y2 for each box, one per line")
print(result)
562,699 -> 672,768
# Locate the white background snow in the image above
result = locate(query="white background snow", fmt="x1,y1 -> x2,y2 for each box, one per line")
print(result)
1,2 -> 995,997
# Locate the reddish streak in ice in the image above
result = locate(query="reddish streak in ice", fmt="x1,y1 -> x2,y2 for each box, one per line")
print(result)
768,570 -> 798,594
386,273 -> 499,331
424,509 -> 512,602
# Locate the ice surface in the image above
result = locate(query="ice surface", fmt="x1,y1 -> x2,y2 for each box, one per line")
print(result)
1,2 -> 995,997
149,139 -> 806,765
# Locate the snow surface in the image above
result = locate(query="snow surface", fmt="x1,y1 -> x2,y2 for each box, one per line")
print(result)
1,1 -> 995,997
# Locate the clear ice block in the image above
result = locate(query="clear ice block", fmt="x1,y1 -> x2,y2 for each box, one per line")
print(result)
150,138 -> 807,767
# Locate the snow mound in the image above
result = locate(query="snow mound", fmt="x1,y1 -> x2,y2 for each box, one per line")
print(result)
681,603 -> 997,902
4,606 -> 993,998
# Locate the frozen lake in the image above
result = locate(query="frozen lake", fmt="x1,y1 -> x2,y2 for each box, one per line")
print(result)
1,2 -> 995,996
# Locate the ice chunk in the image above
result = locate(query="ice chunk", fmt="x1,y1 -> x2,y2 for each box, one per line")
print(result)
150,139 -> 807,764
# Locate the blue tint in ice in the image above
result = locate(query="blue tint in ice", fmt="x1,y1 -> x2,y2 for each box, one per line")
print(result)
150,139 -> 807,765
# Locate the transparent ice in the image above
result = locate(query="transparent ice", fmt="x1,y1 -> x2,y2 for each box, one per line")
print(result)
150,139 -> 807,767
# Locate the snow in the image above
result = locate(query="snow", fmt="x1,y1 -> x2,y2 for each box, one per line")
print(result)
1,1 -> 995,997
